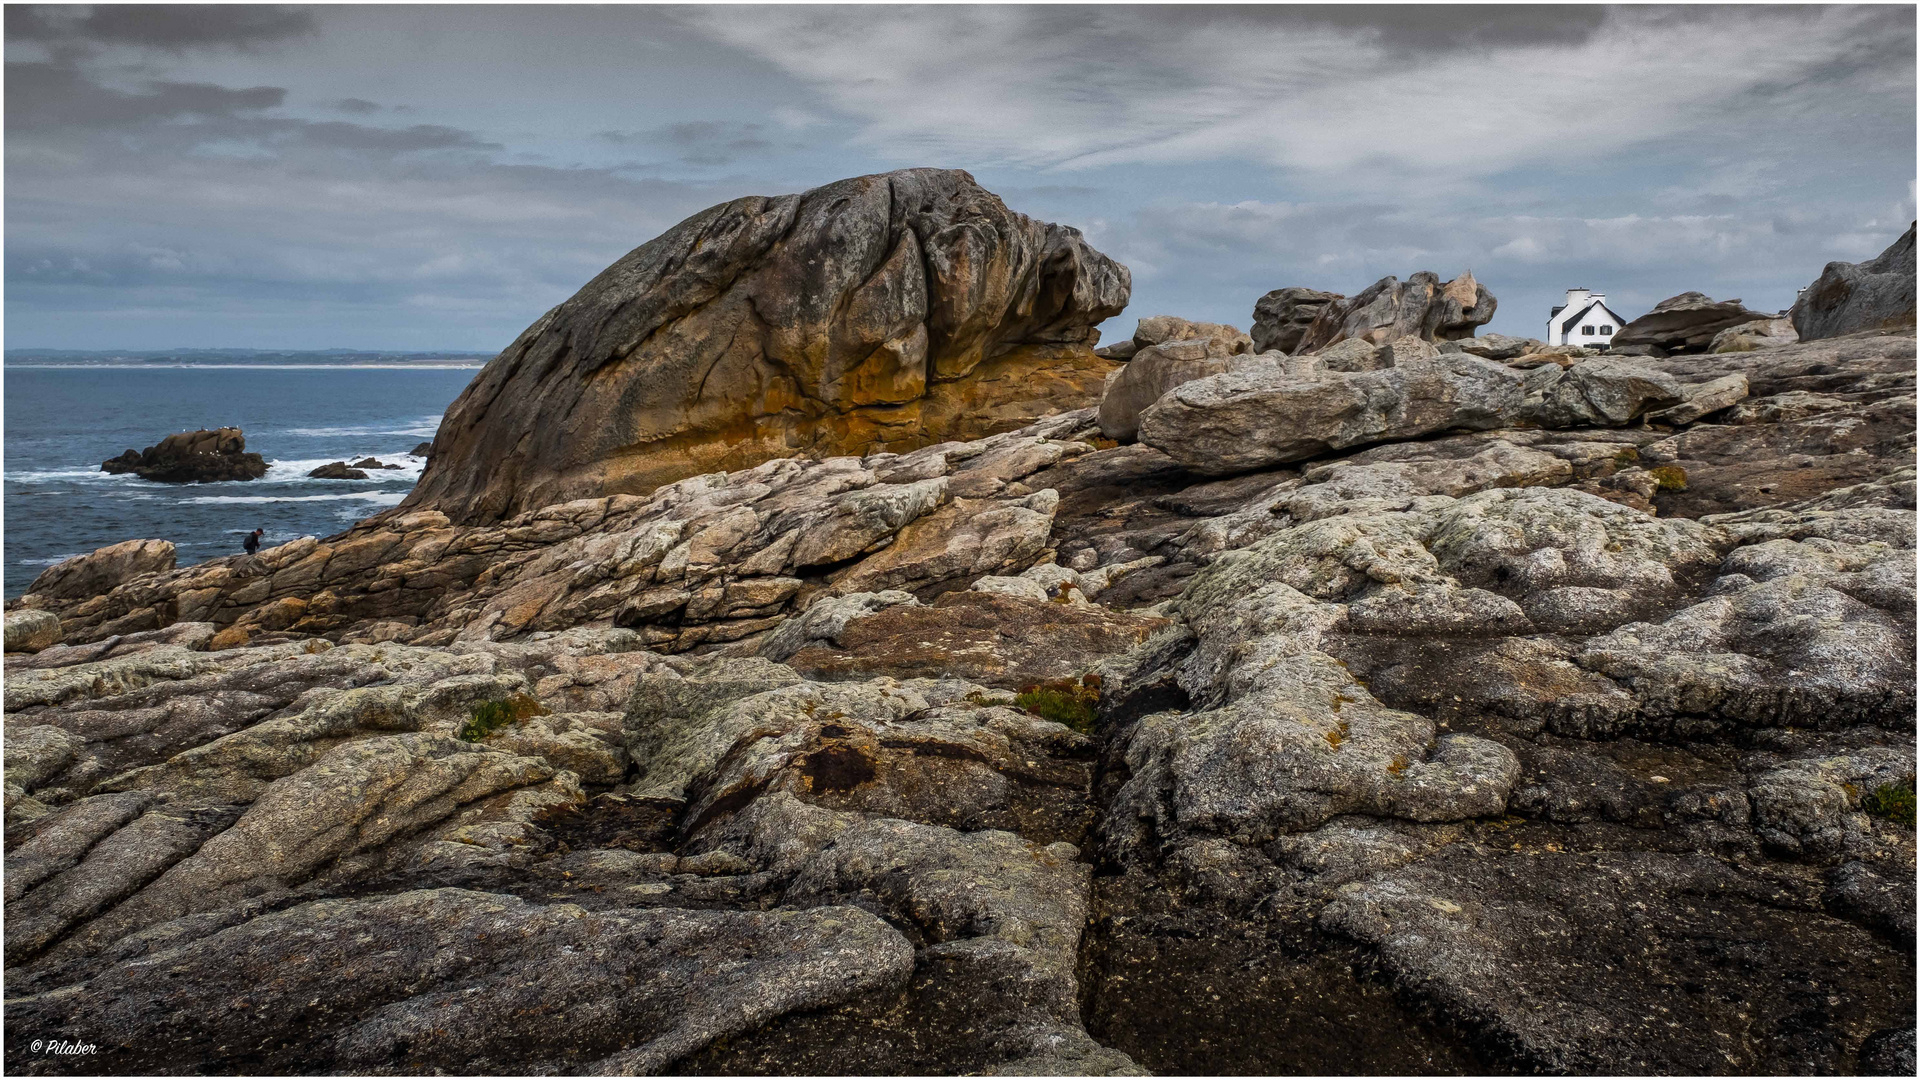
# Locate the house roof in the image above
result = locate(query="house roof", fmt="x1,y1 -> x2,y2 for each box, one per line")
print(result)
1553,299 -> 1626,333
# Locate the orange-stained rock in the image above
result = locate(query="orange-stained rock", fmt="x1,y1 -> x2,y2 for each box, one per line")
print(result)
402,169 -> 1129,524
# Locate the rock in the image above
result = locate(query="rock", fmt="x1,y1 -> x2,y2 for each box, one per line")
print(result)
403,169 -> 1129,523
1317,849 -> 1913,1073
348,457 -> 401,470
410,441 -> 434,457
1128,315 -> 1253,358
1646,372 -> 1749,425
1438,333 -> 1544,361
4,888 -> 914,1075
99,427 -> 267,483
1709,317 -> 1798,353
1791,222 -> 1917,342
1251,287 -> 1342,354
1135,355 -> 1682,475
783,589 -> 1166,689
24,538 -> 175,602
4,609 -> 62,653
307,461 -> 370,480
1097,344 -> 1266,442
1611,292 -> 1774,354
1296,271 -> 1495,353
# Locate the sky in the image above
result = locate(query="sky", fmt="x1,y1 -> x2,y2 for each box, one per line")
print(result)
5,3 -> 1915,351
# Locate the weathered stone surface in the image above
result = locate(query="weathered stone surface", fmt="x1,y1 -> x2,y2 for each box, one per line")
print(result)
1296,271 -> 1495,353
1250,287 -> 1342,354
1709,316 -> 1798,353
783,589 -> 1165,689
99,427 -> 268,484
1135,354 -> 1682,475
23,539 -> 175,604
1791,223 -> 1917,342
1612,291 -> 1775,354
5,888 -> 914,1075
401,169 -> 1128,523
2,240 -> 1912,1077
1126,315 -> 1252,358
4,610 -> 61,653
1096,344 -> 1266,442
1440,333 -> 1545,361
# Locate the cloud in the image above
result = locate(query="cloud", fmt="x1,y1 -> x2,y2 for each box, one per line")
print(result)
683,5 -> 1913,188
5,62 -> 286,128
8,4 -> 316,52
331,97 -> 381,114
595,120 -> 774,165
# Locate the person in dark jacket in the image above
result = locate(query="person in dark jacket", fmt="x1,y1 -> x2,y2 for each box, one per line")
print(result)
243,528 -> 263,555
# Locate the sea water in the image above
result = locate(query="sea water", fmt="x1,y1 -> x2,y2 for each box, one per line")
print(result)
3,355 -> 486,598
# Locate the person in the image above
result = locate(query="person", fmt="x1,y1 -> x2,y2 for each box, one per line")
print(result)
243,528 -> 263,556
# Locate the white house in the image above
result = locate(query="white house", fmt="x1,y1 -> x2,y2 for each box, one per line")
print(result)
1546,288 -> 1628,348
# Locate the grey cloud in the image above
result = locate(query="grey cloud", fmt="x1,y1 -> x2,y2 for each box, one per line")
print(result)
331,97 -> 381,114
8,60 -> 495,159
597,120 -> 773,165
294,121 -> 496,154
5,62 -> 285,129
7,4 -> 316,51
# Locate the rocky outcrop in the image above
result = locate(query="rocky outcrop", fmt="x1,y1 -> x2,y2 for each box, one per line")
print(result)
4,283 -> 1912,1073
1251,287 -> 1342,354
1295,271 -> 1496,353
1791,223 -> 1917,342
400,169 -> 1128,524
1134,353 -> 1689,474
307,461 -> 369,480
22,540 -> 175,604
1612,292 -> 1776,355
99,428 -> 267,484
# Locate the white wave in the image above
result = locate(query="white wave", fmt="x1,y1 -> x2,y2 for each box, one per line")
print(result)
183,491 -> 409,506
4,467 -> 144,483
15,553 -> 86,566
264,455 -> 426,483
281,418 -> 442,438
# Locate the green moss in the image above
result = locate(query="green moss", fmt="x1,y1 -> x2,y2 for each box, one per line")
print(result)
1862,779 -> 1916,829
1647,465 -> 1689,492
1014,677 -> 1100,735
1612,447 -> 1641,465
457,692 -> 548,742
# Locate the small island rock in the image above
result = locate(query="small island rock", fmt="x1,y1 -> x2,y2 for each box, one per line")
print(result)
100,427 -> 267,483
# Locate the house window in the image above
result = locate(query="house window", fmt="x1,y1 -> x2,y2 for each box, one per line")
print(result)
1598,325 -> 1611,333
1582,325 -> 1595,335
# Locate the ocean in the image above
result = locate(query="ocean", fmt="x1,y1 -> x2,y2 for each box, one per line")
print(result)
3,353 -> 489,599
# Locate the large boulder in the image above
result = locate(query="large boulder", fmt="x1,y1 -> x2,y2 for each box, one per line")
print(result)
1250,288 -> 1343,354
1791,223 -> 1917,342
1611,292 -> 1774,355
402,169 -> 1130,524
100,428 -> 267,484
1295,271 -> 1495,354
